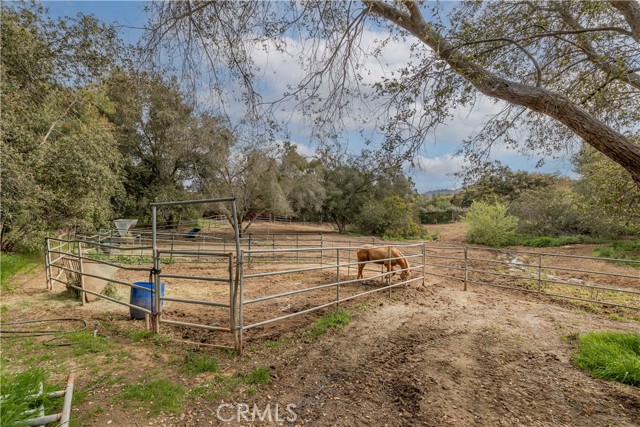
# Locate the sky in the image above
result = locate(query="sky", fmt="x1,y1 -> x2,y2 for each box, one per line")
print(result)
42,0 -> 578,192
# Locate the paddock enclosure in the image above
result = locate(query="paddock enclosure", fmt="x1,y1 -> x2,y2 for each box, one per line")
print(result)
45,199 -> 426,353
44,200 -> 640,354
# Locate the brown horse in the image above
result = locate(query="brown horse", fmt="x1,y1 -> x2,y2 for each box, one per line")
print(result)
356,245 -> 410,280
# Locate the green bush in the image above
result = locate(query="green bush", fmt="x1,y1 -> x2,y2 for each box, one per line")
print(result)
573,331 -> 640,387
594,240 -> 640,269
357,196 -> 428,240
509,187 -> 587,236
513,235 -> 603,247
464,201 -> 518,247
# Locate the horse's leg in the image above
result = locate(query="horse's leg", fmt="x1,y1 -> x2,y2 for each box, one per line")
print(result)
357,261 -> 365,279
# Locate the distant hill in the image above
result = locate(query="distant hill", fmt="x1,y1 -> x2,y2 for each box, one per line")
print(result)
422,188 -> 458,196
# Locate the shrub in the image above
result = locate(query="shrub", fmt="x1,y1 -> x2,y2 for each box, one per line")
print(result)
509,187 -> 586,236
357,196 -> 428,240
464,201 -> 518,247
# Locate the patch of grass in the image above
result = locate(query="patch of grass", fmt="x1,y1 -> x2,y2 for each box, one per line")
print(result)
309,310 -> 351,337
244,367 -> 270,384
152,334 -> 173,346
573,331 -> 640,387
117,378 -> 186,416
67,331 -> 110,356
189,367 -> 270,400
1,252 -> 41,291
183,351 -> 218,374
512,234 -> 603,248
125,329 -> 154,342
594,240 -> 640,269
0,368 -> 58,426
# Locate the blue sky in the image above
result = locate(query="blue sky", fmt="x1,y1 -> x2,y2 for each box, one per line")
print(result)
42,1 -> 577,192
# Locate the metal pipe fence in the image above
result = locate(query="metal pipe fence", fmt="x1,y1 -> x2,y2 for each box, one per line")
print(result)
46,226 -> 638,354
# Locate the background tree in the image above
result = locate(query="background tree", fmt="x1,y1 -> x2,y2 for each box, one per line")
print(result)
573,146 -> 640,235
277,142 -> 326,221
1,5 -> 123,251
147,0 -> 640,184
451,164 -> 560,208
104,71 -> 231,224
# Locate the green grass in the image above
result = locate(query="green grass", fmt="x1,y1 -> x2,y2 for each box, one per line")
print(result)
67,331 -> 110,356
125,329 -> 154,342
594,240 -> 640,269
1,252 -> 41,291
309,310 -> 351,337
189,367 -> 270,400
117,378 -> 186,416
573,331 -> 640,387
0,368 -> 58,426
243,367 -> 270,384
183,351 -> 218,374
512,234 -> 603,248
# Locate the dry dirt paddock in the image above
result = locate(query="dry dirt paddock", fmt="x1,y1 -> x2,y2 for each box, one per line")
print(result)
2,222 -> 639,426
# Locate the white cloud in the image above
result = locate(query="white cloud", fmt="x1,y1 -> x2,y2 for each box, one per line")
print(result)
412,154 -> 468,191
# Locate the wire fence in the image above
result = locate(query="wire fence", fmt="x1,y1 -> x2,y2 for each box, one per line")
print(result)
423,245 -> 640,311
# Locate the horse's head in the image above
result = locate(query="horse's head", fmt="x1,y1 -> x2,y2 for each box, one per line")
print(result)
400,269 -> 410,280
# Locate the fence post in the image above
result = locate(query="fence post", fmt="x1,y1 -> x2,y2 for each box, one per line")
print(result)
387,246 -> 392,298
248,233 -> 252,265
463,247 -> 468,291
537,254 -> 542,293
336,249 -> 340,309
320,233 -> 324,265
296,234 -> 299,263
237,251 -> 245,354
152,206 -> 161,333
229,254 -> 236,350
170,234 -> 175,263
78,241 -> 86,306
44,238 -> 51,290
422,243 -> 426,286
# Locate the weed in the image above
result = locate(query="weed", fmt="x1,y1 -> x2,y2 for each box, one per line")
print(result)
513,235 -> 603,248
573,331 -> 640,386
183,351 -> 218,374
0,368 -> 58,426
67,331 -> 110,356
101,282 -> 120,299
117,378 -> 186,416
244,367 -> 270,384
125,329 -> 154,342
561,332 -> 580,343
594,240 -> 640,269
1,252 -> 41,291
309,310 -> 351,337
246,386 -> 257,396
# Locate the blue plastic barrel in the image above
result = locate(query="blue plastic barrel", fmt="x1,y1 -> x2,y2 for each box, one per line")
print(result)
130,281 -> 165,320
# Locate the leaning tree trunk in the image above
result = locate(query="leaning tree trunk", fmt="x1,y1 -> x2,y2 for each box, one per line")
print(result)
364,0 -> 640,185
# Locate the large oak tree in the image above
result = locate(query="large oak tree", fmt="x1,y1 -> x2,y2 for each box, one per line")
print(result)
146,1 -> 640,184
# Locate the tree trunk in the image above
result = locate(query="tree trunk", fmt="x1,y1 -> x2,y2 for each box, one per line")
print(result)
364,1 -> 640,185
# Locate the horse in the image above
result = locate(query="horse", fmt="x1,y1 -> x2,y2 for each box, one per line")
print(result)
356,245 -> 410,281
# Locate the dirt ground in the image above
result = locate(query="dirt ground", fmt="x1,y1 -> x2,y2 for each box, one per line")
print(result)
233,280 -> 640,427
2,221 -> 639,426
